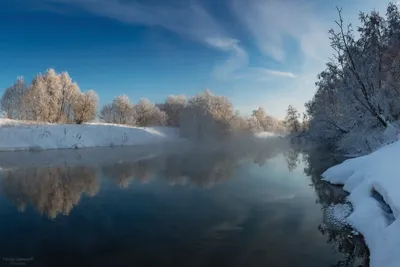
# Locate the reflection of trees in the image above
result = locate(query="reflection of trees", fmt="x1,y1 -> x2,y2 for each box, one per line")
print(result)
1,166 -> 98,218
0,140 -> 289,219
302,148 -> 369,266
283,148 -> 301,171
102,162 -> 137,188
318,223 -> 369,267
102,151 -> 238,189
180,152 -> 236,188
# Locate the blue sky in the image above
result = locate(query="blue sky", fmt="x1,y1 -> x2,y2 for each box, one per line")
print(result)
0,0 -> 390,118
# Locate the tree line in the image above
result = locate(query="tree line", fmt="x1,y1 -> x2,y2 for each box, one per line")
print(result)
0,69 -> 286,140
0,69 -> 98,124
301,3 -> 400,154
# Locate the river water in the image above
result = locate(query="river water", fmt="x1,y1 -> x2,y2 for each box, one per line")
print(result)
0,140 -> 368,267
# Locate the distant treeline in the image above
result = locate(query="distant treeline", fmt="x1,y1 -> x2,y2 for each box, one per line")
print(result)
0,69 -> 287,140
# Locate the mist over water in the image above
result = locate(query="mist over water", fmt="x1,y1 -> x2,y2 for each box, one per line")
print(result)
0,137 -> 368,267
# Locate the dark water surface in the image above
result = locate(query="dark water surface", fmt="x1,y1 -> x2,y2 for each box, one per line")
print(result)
0,142 -> 368,267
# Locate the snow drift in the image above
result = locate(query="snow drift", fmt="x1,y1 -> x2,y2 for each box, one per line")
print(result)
322,140 -> 400,267
0,119 -> 180,151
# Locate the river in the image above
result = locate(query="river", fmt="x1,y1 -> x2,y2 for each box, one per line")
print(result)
0,139 -> 368,267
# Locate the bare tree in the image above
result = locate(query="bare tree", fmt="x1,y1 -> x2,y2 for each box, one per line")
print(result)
99,103 -> 115,123
285,105 -> 301,134
0,76 -> 27,119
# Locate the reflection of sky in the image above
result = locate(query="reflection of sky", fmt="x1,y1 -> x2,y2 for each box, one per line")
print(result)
196,154 -> 339,266
0,149 -> 344,266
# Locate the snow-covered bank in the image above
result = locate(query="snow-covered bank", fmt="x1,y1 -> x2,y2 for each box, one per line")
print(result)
0,120 -> 181,151
255,132 -> 276,138
322,141 -> 400,267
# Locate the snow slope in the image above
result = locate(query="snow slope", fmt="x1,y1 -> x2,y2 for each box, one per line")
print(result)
322,141 -> 400,267
0,119 -> 181,151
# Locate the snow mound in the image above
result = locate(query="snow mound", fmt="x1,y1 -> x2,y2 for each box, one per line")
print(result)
322,140 -> 400,267
0,120 -> 180,151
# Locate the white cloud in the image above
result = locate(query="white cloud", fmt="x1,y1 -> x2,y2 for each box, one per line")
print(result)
205,37 -> 249,79
206,37 -> 296,81
258,69 -> 296,79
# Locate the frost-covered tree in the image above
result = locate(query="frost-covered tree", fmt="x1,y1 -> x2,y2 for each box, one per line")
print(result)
285,105 -> 301,134
25,69 -> 62,122
250,107 -> 285,133
20,69 -> 94,124
72,90 -> 98,124
134,98 -> 167,127
99,103 -> 115,123
156,95 -> 187,127
57,72 -> 80,122
306,3 -> 400,153
180,89 -> 235,140
252,107 -> 268,130
100,95 -> 136,125
0,76 -> 27,119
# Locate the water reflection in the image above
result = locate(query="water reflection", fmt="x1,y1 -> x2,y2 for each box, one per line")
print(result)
0,139 -> 286,218
1,166 -> 98,218
0,140 -> 372,267
283,147 -> 369,267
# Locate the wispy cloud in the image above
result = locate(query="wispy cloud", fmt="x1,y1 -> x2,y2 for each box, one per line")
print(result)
254,68 -> 296,79
206,37 -> 248,80
231,0 -> 331,63
37,0 -> 388,118
206,37 -> 296,81
44,0 -> 226,43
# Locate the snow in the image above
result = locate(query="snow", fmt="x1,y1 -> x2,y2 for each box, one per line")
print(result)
255,132 -> 277,138
322,140 -> 400,267
324,203 -> 352,230
0,119 -> 181,151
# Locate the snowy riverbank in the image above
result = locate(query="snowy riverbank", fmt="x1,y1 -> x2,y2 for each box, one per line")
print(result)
0,119 -> 180,151
322,141 -> 400,267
